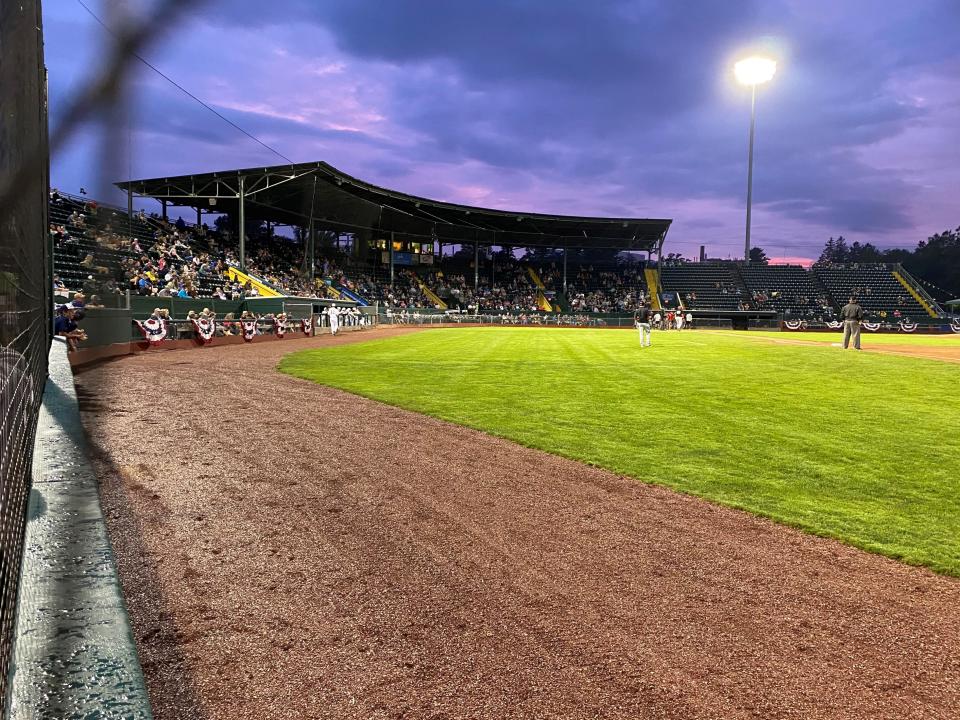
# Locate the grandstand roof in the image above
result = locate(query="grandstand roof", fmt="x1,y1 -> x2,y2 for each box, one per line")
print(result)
117,161 -> 670,252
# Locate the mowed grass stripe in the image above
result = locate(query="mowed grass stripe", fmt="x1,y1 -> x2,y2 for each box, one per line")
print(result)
279,328 -> 960,576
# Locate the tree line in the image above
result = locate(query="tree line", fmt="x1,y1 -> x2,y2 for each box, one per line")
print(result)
814,228 -> 960,300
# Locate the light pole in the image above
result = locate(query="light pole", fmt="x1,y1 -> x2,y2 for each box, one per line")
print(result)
734,56 -> 776,262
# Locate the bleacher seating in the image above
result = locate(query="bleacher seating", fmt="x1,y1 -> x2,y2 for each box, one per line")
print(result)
812,265 -> 928,318
739,264 -> 831,317
49,193 -> 943,319
660,263 -> 744,310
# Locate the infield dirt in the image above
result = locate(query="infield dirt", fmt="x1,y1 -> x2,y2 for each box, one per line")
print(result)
76,326 -> 960,719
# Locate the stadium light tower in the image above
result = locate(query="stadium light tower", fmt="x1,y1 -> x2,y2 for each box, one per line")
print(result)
734,56 -> 776,262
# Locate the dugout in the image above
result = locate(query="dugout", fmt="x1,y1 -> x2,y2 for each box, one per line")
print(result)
116,161 -> 672,293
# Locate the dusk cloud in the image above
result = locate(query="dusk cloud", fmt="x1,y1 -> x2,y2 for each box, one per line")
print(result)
44,0 -> 960,261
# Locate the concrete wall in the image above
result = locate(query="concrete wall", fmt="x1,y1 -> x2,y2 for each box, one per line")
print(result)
7,338 -> 152,719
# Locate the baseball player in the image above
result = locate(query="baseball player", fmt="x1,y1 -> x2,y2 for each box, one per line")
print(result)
634,303 -> 651,347
328,305 -> 340,335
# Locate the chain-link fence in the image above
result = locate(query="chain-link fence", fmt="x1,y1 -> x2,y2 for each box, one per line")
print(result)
0,0 -> 51,704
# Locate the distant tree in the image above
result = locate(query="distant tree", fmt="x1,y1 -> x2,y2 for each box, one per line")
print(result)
815,228 -> 960,300
749,246 -> 769,264
904,227 -> 960,299
818,235 -> 850,264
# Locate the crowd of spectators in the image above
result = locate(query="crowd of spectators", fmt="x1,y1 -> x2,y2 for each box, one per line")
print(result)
51,192 -> 940,328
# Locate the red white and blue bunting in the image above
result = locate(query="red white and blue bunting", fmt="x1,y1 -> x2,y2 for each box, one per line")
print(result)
951,321 -> 960,334
825,320 -> 842,330
241,319 -> 258,342
784,320 -> 807,331
301,317 -> 313,335
135,317 -> 167,345
862,322 -> 881,332
898,321 -> 918,333
274,316 -> 287,338
192,317 -> 215,344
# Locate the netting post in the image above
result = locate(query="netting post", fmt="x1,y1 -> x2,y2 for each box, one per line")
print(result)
389,231 -> 395,288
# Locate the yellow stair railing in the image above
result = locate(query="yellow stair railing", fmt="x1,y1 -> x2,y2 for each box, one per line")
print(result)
415,278 -> 447,310
536,290 -> 553,312
316,278 -> 341,299
892,271 -> 937,318
527,267 -> 553,311
644,268 -> 662,310
224,266 -> 283,298
527,266 -> 546,290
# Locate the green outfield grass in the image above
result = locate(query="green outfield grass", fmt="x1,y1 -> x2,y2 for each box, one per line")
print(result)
280,328 -> 960,575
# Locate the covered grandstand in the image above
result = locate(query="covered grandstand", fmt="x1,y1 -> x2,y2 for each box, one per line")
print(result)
116,161 -> 672,291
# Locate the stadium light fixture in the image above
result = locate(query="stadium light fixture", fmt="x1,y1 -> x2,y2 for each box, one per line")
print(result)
734,57 -> 776,86
735,55 -> 776,262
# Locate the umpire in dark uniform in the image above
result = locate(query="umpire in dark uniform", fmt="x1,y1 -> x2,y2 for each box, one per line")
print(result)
840,296 -> 864,350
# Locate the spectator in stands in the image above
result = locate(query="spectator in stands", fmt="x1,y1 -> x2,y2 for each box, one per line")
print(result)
840,296 -> 864,350
54,306 -> 87,351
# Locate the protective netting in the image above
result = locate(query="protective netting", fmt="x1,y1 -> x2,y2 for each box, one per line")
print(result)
0,0 -> 51,704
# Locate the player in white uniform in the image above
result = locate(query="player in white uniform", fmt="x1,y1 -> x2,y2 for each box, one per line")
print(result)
634,304 -> 651,347
328,306 -> 339,335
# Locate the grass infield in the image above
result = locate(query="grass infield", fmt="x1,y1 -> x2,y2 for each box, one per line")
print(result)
280,328 -> 960,576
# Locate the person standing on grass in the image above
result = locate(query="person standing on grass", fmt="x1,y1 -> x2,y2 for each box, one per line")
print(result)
634,303 -> 651,347
328,305 -> 340,335
841,295 -> 864,350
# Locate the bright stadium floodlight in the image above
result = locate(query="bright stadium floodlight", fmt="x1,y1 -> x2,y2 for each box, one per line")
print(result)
734,57 -> 777,86
735,56 -> 777,262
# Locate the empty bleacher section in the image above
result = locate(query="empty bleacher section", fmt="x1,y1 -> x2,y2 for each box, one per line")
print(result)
659,262 -> 744,310
738,264 -> 831,318
812,265 -> 929,319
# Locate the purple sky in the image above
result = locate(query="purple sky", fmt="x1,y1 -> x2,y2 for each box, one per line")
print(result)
45,0 -> 960,263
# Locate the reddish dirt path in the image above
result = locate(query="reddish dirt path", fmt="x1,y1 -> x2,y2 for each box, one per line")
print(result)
719,330 -> 960,363
76,327 -> 960,720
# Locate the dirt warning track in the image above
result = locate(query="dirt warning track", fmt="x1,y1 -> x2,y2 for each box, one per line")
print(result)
76,327 -> 960,719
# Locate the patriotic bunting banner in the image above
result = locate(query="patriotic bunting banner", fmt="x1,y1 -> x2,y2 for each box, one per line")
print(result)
825,320 -> 842,329
784,320 -> 805,330
301,317 -> 313,334
862,322 -> 881,332
135,317 -> 167,345
274,317 -> 287,338
898,321 -> 918,333
241,319 -> 258,342
192,317 -> 215,344
951,322 -> 960,334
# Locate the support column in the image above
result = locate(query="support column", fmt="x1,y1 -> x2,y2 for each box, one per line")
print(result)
474,242 -> 479,290
491,247 -> 496,286
390,231 -> 395,288
563,247 -> 567,293
238,175 -> 246,270
160,199 -> 167,222
196,207 -> 202,227
308,218 -> 316,282
126,188 -> 133,240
